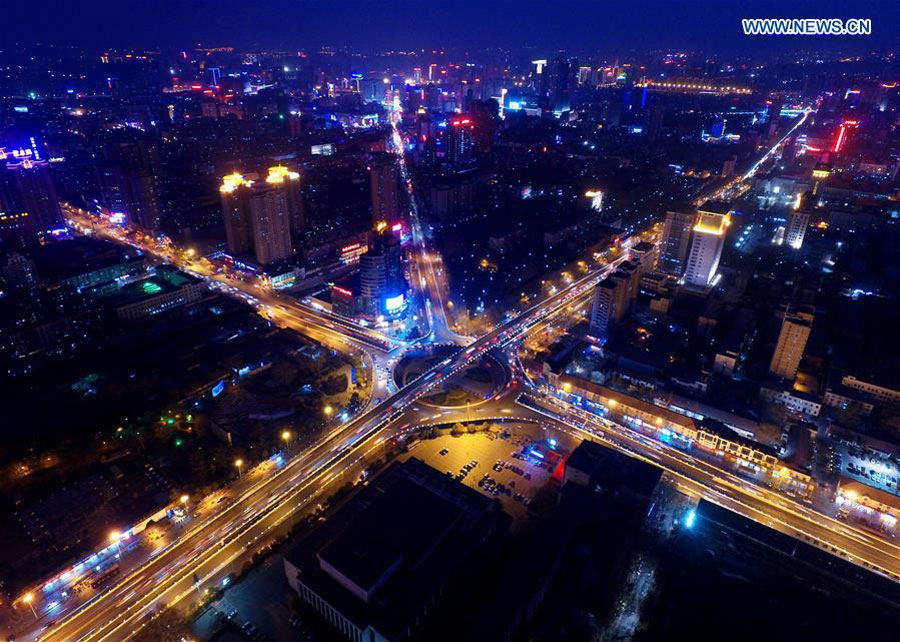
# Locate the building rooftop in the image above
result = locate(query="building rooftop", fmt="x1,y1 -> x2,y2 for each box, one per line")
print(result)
285,458 -> 500,640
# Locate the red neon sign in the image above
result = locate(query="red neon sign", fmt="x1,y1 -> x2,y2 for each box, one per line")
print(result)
833,126 -> 846,153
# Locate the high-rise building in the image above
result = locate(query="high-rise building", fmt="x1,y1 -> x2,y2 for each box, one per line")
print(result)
447,116 -> 476,171
589,275 -> 629,337
99,135 -> 164,230
2,252 -> 38,290
97,162 -> 161,230
219,172 -> 255,255
265,165 -> 304,239
785,208 -> 810,250
3,158 -> 63,235
369,154 -> 399,225
645,102 -> 666,141
359,228 -> 405,319
248,184 -> 293,265
769,305 -> 814,380
658,209 -> 694,275
683,211 -> 729,288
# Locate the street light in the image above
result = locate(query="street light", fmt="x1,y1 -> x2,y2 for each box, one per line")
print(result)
235,459 -> 244,477
281,430 -> 292,443
323,405 -> 333,417
180,494 -> 190,504
109,530 -> 121,544
22,592 -> 36,617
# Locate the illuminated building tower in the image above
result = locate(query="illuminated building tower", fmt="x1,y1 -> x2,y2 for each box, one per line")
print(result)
683,211 -> 729,288
248,183 -> 293,265
359,228 -> 405,319
769,305 -> 814,380
265,165 -> 304,239
447,116 -> 476,171
659,209 -> 694,275
219,172 -> 254,255
3,158 -> 63,234
369,154 -> 399,225
589,275 -> 629,337
97,162 -> 161,230
785,208 -> 810,250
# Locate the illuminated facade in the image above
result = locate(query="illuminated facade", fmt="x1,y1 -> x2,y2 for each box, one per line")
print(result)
769,305 -> 814,380
2,157 -> 63,236
785,208 -> 810,250
683,212 -> 729,288
266,165 -> 305,239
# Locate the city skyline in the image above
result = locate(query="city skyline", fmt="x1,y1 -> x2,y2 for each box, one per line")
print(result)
1,7 -> 900,642
2,0 -> 898,54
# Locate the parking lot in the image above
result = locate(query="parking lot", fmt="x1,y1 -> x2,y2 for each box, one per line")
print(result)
401,423 -> 577,530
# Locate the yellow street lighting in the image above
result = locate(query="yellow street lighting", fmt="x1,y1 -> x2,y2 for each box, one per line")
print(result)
22,592 -> 36,617
281,430 -> 292,442
109,530 -> 121,543
235,459 -> 244,477
323,405 -> 334,417
180,494 -> 190,504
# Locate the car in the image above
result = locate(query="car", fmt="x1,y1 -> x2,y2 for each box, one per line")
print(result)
439,448 -> 449,456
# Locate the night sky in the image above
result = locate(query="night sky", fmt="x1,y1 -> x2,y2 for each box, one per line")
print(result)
1,0 -> 898,54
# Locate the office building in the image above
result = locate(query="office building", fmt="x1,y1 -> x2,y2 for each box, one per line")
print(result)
658,209 -> 694,275
359,228 -> 405,319
283,458 -> 500,642
785,208 -> 810,250
769,305 -> 814,380
369,154 -> 399,224
248,183 -> 293,266
683,211 -> 729,288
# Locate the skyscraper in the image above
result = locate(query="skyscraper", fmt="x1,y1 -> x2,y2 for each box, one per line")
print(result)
683,211 -> 729,288
248,184 -> 293,266
369,154 -> 399,225
99,134 -> 164,230
659,209 -> 694,275
265,165 -> 304,240
3,158 -> 63,235
785,208 -> 810,250
220,172 -> 255,255
359,228 -> 405,319
589,274 -> 629,337
769,305 -> 814,380
97,162 -> 161,230
447,116 -> 476,171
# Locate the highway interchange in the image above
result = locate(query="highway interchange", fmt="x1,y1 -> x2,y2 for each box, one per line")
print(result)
13,105 -> 900,642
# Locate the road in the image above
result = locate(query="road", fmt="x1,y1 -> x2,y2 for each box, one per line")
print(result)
28,105 -> 884,642
24,204 -> 625,642
524,393 -> 900,582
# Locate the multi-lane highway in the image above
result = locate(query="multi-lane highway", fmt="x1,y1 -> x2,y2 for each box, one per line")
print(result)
23,209 -> 626,642
27,104 -> 897,642
523,393 -> 900,583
